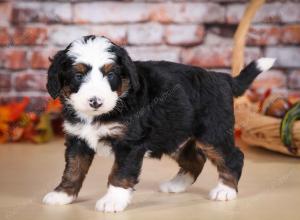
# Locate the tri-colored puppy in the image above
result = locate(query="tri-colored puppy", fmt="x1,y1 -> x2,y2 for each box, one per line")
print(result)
43,35 -> 275,212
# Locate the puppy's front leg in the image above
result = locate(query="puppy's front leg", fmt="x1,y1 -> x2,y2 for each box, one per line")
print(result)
43,136 -> 95,205
96,147 -> 146,212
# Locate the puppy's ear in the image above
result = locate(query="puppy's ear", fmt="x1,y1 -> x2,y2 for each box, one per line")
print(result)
118,47 -> 140,92
47,50 -> 67,99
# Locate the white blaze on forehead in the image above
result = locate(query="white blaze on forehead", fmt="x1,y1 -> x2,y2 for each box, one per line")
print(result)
67,37 -> 115,67
66,36 -> 119,116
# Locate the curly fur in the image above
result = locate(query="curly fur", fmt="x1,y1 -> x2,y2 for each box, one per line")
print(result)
44,35 -> 275,212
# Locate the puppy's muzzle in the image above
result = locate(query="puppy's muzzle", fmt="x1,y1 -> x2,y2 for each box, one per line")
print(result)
89,97 -> 103,109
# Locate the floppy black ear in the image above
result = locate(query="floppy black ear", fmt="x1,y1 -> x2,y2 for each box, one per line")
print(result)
46,50 -> 67,99
118,47 -> 140,92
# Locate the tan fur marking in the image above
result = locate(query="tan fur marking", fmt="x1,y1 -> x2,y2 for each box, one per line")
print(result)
108,161 -> 136,189
196,141 -> 238,191
219,171 -> 238,191
101,63 -> 114,76
108,162 -> 118,186
196,142 -> 224,167
62,86 -> 71,97
55,154 -> 94,196
172,139 -> 206,181
73,63 -> 88,74
117,78 -> 130,96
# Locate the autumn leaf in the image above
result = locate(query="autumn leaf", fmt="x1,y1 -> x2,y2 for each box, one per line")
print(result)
31,113 -> 54,143
46,98 -> 62,114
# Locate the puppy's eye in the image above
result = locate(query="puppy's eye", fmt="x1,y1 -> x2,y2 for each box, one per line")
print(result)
75,74 -> 83,81
107,72 -> 114,81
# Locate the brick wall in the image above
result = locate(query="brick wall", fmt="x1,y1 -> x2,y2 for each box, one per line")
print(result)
0,0 -> 300,111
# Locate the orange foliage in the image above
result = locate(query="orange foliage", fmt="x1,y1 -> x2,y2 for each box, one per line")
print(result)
0,97 -> 30,122
0,97 -> 61,143
46,98 -> 62,113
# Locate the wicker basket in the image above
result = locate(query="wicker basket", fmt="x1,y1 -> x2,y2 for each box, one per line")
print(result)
231,0 -> 300,157
235,97 -> 300,157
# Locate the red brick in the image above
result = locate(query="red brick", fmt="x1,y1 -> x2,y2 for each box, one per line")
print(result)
203,27 -> 234,46
26,96 -> 49,112
14,71 -> 47,92
0,27 -> 10,46
206,0 -> 248,1
254,3 -> 282,23
73,2 -> 150,24
29,49 -> 56,69
204,33 -> 233,46
0,73 -> 11,92
288,70 -> 300,89
227,3 -> 281,24
73,1 -> 217,25
4,49 -> 27,70
49,26 -> 90,46
165,25 -> 204,46
280,3 -> 300,23
181,46 -> 261,68
12,27 -> 47,45
126,46 -> 180,62
281,25 -> 300,44
226,4 -> 246,24
181,46 -> 230,68
252,70 -> 287,91
128,23 -> 163,45
228,3 -> 300,24
247,25 -> 281,46
12,2 -> 72,24
266,47 -> 300,68
0,2 -> 12,26
0,49 -> 4,68
150,3 -> 225,23
90,25 -> 127,45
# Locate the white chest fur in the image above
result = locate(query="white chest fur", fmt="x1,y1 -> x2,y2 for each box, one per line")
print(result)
63,120 -> 125,156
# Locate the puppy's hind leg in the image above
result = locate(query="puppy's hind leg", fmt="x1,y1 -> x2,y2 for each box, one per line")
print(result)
196,140 -> 244,201
160,139 -> 207,193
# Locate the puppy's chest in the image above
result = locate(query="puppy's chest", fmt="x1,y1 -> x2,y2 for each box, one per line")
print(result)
63,121 -> 125,155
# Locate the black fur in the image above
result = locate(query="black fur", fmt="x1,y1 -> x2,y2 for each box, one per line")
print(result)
232,60 -> 265,96
54,136 -> 95,196
46,36 -> 269,207
109,45 -> 140,92
47,50 -> 68,98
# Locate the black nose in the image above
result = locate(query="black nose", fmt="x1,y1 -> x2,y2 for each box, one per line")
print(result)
89,97 -> 102,109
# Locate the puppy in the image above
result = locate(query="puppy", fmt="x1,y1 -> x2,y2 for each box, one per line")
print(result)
43,35 -> 275,212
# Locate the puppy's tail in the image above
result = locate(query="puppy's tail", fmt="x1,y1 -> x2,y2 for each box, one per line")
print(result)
231,57 -> 276,97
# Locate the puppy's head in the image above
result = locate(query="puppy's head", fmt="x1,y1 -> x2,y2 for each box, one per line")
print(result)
47,35 -> 139,117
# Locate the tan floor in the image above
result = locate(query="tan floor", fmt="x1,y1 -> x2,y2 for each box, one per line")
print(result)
0,138 -> 299,220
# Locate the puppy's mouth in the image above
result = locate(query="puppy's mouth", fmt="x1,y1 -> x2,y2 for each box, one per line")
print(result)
86,109 -> 103,115
84,106 -> 112,116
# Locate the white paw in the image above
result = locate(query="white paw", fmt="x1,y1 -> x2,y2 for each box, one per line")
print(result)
160,172 -> 194,193
209,182 -> 237,201
95,185 -> 132,213
43,191 -> 75,205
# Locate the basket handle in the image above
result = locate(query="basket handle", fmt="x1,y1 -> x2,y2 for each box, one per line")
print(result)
232,0 -> 266,77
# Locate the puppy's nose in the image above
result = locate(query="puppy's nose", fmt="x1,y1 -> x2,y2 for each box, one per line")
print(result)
89,97 -> 102,109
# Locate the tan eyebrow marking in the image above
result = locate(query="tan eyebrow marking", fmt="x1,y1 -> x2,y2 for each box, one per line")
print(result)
101,63 -> 114,76
73,63 -> 88,74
